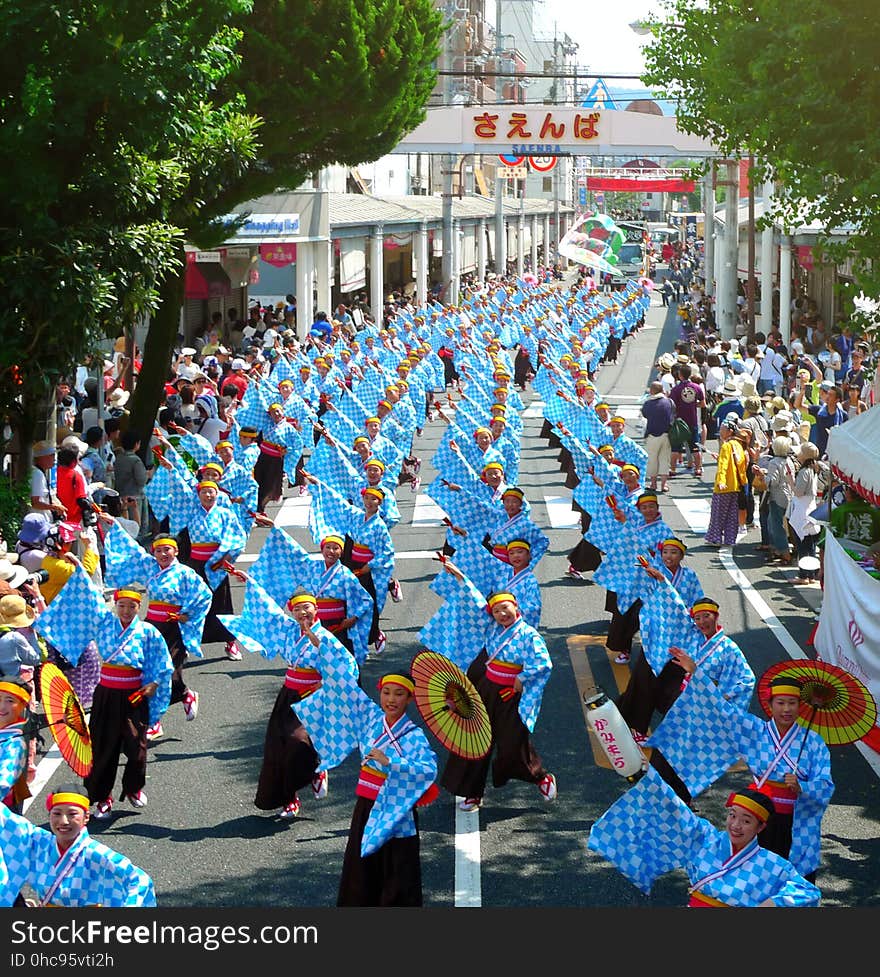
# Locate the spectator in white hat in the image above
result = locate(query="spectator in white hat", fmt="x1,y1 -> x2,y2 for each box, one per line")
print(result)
175,348 -> 199,382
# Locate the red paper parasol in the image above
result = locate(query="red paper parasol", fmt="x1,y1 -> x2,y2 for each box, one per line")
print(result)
38,663 -> 93,777
758,659 -> 877,746
410,651 -> 492,760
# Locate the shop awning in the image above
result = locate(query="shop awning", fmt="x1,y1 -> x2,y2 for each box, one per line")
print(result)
184,261 -> 232,299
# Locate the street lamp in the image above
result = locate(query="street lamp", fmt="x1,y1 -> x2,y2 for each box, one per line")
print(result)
629,20 -> 653,36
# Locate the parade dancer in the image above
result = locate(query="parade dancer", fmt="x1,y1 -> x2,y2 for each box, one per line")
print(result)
0,785 -> 155,906
33,567 -> 172,819
101,518 -> 212,740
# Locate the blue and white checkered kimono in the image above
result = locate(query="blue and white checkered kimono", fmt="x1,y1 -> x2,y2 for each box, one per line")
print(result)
297,682 -> 436,857
0,807 -> 156,907
419,574 -> 551,731
608,432 -> 648,474
0,724 -> 27,802
646,671 -> 832,876
593,512 -> 673,613
33,567 -> 173,727
103,521 -> 212,660
587,767 -> 821,906
247,528 -> 374,667
638,578 -> 755,710
307,480 -> 395,614
159,469 -> 247,590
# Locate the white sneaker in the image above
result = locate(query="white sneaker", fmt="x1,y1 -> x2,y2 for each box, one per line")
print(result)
146,722 -> 164,741
538,773 -> 557,803
565,566 -> 585,580
279,797 -> 301,819
459,797 -> 482,813
182,689 -> 199,721
373,631 -> 387,656
92,797 -> 113,819
311,770 -> 328,800
127,790 -> 148,808
389,579 -> 403,603
225,641 -> 243,661
410,475 -> 422,494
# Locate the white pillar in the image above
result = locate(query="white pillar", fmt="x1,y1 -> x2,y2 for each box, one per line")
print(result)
370,226 -> 384,326
703,165 -> 715,297
416,222 -> 428,308
760,177 -> 774,332
477,219 -> 488,282
295,246 -> 311,333
719,160 -> 740,340
314,238 -> 332,316
531,215 -> 539,274
543,213 -> 551,267
450,221 -> 460,306
495,168 -> 506,276
516,211 -> 525,278
779,234 -> 792,346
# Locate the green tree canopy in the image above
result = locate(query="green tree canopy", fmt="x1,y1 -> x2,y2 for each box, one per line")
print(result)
642,0 -> 880,297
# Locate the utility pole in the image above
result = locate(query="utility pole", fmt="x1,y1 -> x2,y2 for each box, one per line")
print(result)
715,159 -> 740,340
441,3 -> 457,302
703,162 -> 715,298
494,0 -> 506,278
747,154 -> 756,341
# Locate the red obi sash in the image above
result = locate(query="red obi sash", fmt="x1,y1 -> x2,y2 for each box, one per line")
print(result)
751,779 -> 798,814
349,542 -> 374,569
491,544 -> 511,563
259,441 -> 286,458
316,597 -> 346,629
99,664 -> 142,690
189,541 -> 220,563
688,890 -> 728,908
146,600 -> 182,623
284,666 -> 321,695
485,658 -> 522,688
356,765 -> 387,800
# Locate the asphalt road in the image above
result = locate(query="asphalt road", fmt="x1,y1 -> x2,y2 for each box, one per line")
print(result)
23,291 -> 880,909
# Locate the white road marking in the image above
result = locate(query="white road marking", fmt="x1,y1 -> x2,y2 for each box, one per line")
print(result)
454,800 -> 483,907
523,400 -> 545,418
544,494 -> 580,529
273,493 -> 312,528
673,497 -> 711,535
675,499 -> 880,779
22,741 -> 67,815
412,493 -> 448,527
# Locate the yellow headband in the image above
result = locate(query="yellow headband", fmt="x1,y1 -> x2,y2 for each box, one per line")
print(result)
487,591 -> 516,609
366,416 -> 381,425
770,681 -> 802,698
365,458 -> 385,471
378,674 -> 415,695
268,402 -> 283,411
278,380 -> 293,389
482,462 -> 504,472
691,598 -> 719,616
214,441 -> 233,451
506,540 -> 531,552
151,536 -> 179,551
114,589 -> 142,604
362,486 -> 385,501
288,592 -> 317,608
661,538 -> 687,554
46,791 -> 90,812
726,792 -> 773,823
197,480 -> 219,492
321,535 -> 345,549
0,681 -> 31,706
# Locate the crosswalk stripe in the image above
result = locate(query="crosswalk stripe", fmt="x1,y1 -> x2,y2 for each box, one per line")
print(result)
412,493 -> 447,527
523,400 -> 545,418
673,497 -> 711,535
273,493 -> 312,528
543,494 -> 580,529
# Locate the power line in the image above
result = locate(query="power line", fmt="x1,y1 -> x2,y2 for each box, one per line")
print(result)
438,69 -> 647,79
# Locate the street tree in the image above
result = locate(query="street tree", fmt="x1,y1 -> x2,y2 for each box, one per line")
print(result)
126,0 -> 444,447
641,0 -> 880,301
0,0 -> 258,461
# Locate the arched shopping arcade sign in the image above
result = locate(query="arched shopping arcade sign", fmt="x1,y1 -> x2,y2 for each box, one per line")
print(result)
393,106 -> 716,159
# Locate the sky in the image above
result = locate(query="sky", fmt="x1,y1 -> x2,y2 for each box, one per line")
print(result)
530,0 -> 668,107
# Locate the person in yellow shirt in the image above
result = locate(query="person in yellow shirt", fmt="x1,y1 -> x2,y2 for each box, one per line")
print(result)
705,415 -> 748,547
39,524 -> 100,605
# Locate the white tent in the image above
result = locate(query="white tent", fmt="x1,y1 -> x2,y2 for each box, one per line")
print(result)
827,405 -> 880,505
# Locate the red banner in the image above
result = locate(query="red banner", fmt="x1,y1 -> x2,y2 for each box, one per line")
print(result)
259,243 -> 297,267
586,178 -> 695,192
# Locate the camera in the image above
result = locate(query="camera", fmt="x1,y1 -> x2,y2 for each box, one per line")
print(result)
76,496 -> 99,528
26,569 -> 50,586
